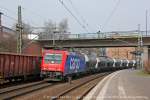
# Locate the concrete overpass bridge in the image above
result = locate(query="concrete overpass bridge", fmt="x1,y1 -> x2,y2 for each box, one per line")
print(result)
37,31 -> 150,48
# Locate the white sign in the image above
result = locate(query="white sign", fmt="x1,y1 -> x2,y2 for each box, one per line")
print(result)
70,58 -> 80,71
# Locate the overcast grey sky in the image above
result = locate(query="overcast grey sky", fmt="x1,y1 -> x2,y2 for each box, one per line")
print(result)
0,0 -> 150,33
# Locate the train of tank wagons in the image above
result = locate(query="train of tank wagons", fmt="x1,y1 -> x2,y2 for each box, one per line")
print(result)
0,49 -> 136,83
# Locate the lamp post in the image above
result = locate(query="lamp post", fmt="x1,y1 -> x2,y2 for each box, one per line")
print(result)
52,24 -> 59,49
137,24 -> 143,69
146,10 -> 148,36
17,6 -> 23,54
0,12 -> 3,33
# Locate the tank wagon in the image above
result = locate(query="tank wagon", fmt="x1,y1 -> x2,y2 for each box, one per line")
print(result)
0,52 -> 41,83
41,49 -> 136,81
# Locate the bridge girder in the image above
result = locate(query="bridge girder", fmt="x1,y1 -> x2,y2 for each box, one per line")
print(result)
37,37 -> 150,48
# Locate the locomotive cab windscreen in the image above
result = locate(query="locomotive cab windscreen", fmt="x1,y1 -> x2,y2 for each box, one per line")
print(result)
44,53 -> 62,64
41,50 -> 67,72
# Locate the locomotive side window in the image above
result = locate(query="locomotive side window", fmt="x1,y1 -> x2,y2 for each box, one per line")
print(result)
44,53 -> 62,64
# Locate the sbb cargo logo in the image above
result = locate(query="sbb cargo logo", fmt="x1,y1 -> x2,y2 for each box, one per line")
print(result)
70,58 -> 80,71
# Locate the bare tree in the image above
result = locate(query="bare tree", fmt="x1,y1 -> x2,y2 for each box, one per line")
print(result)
22,23 -> 33,35
58,18 -> 69,39
43,20 -> 56,33
40,19 -> 69,39
38,20 -> 56,39
58,18 -> 68,33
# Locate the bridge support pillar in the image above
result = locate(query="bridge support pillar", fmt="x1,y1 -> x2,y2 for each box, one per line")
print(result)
143,46 -> 150,73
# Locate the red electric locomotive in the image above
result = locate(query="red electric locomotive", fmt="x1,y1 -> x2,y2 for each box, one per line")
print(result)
40,49 -> 68,80
40,49 -> 86,81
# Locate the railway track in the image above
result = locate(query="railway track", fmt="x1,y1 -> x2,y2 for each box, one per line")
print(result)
52,72 -> 110,100
0,72 -> 110,100
0,80 -> 55,100
0,79 -> 41,89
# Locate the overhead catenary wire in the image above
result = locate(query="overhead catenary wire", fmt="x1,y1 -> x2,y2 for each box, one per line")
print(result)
3,14 -> 18,22
103,0 -> 121,29
67,0 -> 94,32
21,7 -> 47,22
0,4 -> 17,15
0,5 -> 19,23
58,0 -> 89,33
0,5 -> 41,28
21,7 -> 47,27
64,0 -> 137,47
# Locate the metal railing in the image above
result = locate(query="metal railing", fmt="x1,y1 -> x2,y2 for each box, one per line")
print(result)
38,30 -> 150,40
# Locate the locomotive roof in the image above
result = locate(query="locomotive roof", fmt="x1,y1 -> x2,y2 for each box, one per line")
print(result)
43,49 -> 84,56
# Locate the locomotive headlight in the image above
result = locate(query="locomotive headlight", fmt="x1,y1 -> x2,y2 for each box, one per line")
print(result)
51,61 -> 54,63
